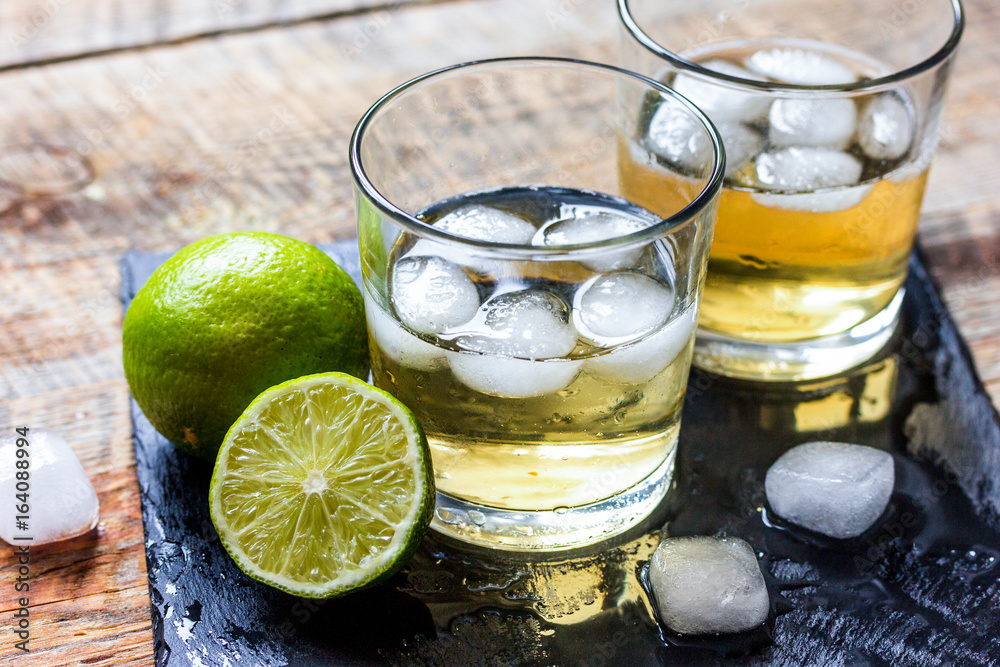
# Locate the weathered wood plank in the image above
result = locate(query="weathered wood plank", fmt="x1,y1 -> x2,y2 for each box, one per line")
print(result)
986,379 -> 1000,410
919,202 -> 1000,409
3,381 -> 134,475
0,0 -> 427,69
0,0 -> 997,664
0,0 -> 997,387
1,254 -> 126,403
0,467 -> 152,664
2,584 -> 155,666
0,467 -> 147,613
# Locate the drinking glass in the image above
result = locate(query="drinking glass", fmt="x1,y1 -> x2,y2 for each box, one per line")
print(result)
618,0 -> 964,381
349,57 -> 723,550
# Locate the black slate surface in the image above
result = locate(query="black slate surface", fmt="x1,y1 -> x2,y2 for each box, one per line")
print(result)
121,241 -> 1000,666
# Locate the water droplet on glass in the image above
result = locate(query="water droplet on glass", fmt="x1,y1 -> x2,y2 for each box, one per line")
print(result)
435,508 -> 459,524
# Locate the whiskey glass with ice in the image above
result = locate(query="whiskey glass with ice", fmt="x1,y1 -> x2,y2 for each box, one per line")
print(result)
349,58 -> 723,550
618,0 -> 964,381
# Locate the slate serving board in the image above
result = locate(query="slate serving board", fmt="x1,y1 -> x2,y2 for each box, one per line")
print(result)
121,241 -> 1000,666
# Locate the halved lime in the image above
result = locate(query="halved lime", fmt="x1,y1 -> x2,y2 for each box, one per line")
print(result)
209,372 -> 434,598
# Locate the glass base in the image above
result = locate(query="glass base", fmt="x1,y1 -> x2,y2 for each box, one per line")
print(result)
692,288 -> 904,382
430,447 -> 676,551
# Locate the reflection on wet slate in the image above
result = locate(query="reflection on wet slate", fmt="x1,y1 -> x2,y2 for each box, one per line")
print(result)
121,243 -> 1000,666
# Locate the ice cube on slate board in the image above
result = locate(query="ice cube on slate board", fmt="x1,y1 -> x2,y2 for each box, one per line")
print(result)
765,441 -> 895,539
649,536 -> 770,635
0,428 -> 100,545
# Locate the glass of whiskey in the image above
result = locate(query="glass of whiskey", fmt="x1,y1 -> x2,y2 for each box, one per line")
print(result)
618,0 -> 964,381
349,58 -> 723,550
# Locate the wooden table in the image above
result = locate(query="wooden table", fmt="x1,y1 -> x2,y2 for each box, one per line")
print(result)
0,0 -> 996,663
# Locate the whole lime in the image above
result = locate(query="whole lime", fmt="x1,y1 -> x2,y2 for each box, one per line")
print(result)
123,232 -> 369,460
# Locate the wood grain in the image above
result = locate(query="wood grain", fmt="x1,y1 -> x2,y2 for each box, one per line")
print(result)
8,585 -> 156,666
0,468 -> 153,666
0,0 -> 997,663
0,0 -> 431,69
0,469 -> 147,614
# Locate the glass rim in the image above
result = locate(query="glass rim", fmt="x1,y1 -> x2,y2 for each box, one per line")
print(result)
617,0 -> 964,94
348,56 -> 725,258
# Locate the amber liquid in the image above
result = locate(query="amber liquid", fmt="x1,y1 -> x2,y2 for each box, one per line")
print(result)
372,342 -> 689,511
368,187 -> 695,513
623,154 -> 928,342
621,40 -> 929,344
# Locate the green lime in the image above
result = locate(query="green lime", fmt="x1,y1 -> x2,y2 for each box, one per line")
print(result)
209,372 -> 434,598
122,232 -> 368,460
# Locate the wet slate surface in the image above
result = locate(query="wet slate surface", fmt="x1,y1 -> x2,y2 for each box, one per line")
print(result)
121,242 -> 1000,666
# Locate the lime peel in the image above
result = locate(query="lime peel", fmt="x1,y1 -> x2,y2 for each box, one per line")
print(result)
123,231 -> 369,460
210,372 -> 434,598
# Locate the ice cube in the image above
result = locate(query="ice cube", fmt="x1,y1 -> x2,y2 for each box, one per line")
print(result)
408,204 -> 537,273
765,441 -> 895,539
365,298 -> 445,371
672,59 -> 772,123
454,290 -> 577,359
533,211 -> 653,272
717,122 -> 765,176
573,272 -> 674,346
587,305 -> 696,384
754,147 -> 863,189
768,97 -> 858,149
0,428 -> 99,545
449,355 -> 582,399
645,98 -> 714,172
449,290 -> 581,397
432,204 -> 537,244
745,48 -> 857,85
646,100 -> 762,177
889,115 -> 937,184
389,255 -> 480,335
858,93 -> 914,161
649,536 -> 770,635
750,147 -> 872,212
